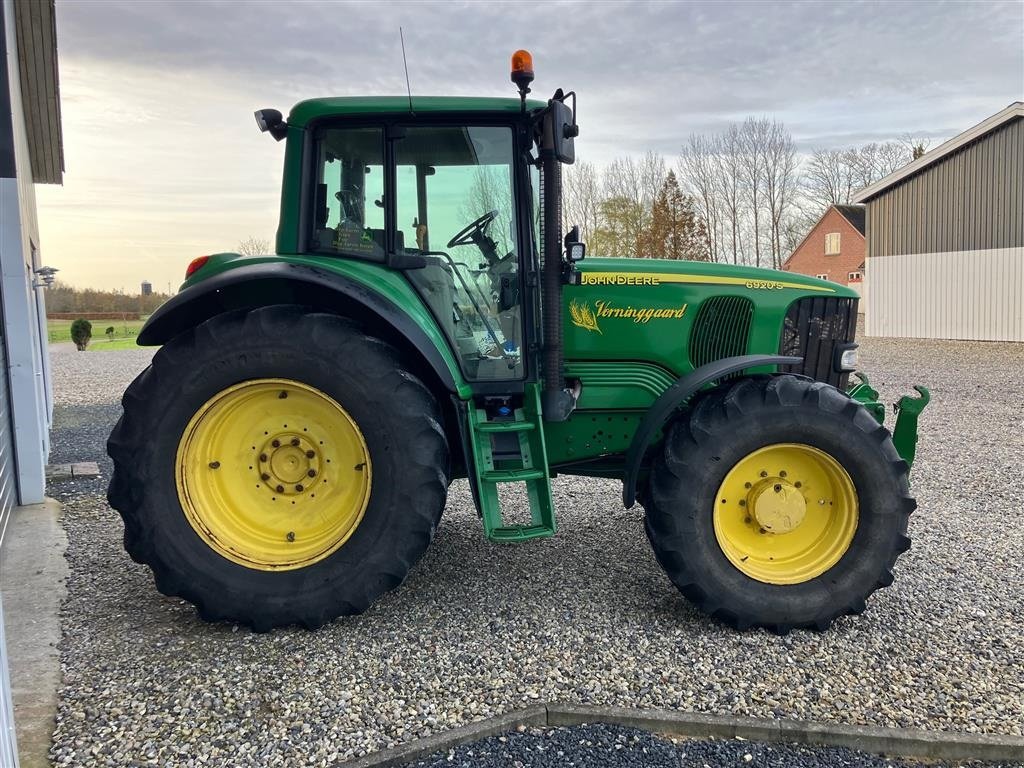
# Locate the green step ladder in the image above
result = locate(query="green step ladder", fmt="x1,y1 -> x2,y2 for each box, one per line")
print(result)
466,383 -> 556,542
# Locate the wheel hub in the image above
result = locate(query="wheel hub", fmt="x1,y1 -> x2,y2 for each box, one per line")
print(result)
260,433 -> 321,494
750,479 -> 806,534
713,443 -> 859,585
175,378 -> 372,571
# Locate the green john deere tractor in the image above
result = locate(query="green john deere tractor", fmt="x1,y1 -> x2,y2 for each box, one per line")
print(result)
108,51 -> 929,634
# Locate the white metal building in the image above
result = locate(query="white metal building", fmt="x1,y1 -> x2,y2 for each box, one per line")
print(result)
854,102 -> 1024,341
0,0 -> 63,764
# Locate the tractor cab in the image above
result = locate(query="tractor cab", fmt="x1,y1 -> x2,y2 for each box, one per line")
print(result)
312,122 -> 530,380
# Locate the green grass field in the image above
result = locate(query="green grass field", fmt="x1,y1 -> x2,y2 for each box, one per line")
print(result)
48,317 -> 148,350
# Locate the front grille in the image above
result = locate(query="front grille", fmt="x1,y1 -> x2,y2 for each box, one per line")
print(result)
779,297 -> 859,389
690,295 -> 754,369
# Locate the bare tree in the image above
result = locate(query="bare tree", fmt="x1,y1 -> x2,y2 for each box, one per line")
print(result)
739,117 -> 772,267
236,236 -> 271,256
599,152 -> 665,257
899,132 -> 931,160
563,160 -> 602,248
852,142 -> 910,188
803,149 -> 860,210
762,120 -> 798,269
678,134 -> 721,262
716,126 -> 746,265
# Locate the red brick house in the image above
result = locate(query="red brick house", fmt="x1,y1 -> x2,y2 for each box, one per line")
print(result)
783,205 -> 866,294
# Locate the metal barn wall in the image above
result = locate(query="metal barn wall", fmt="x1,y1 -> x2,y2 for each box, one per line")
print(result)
865,247 -> 1024,341
866,117 -> 1024,258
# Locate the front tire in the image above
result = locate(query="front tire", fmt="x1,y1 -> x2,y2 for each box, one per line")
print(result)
643,375 -> 915,633
107,306 -> 449,631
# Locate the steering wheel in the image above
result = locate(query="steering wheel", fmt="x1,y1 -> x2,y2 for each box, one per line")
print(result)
447,210 -> 498,248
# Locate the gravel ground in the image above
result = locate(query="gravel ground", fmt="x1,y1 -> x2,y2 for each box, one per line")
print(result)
46,338 -> 1024,767
402,723 -> 1017,768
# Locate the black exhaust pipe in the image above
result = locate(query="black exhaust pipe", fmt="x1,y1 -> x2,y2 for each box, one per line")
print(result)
539,108 -> 576,422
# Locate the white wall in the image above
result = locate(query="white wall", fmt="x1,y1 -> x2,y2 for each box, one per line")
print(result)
1,0 -> 51,506
866,248 -> 1024,341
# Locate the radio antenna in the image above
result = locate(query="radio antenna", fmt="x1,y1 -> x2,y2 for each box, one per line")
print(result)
400,27 -> 414,114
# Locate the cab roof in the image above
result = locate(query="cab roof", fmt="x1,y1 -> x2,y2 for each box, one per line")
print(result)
287,96 -> 547,128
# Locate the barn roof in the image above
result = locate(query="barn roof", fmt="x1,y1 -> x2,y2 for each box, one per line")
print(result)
852,101 -> 1023,204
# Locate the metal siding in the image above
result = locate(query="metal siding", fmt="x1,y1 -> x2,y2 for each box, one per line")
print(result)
866,248 -> 1024,341
866,117 -> 1023,257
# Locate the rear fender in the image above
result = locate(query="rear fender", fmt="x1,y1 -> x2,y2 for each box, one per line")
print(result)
138,262 -> 464,396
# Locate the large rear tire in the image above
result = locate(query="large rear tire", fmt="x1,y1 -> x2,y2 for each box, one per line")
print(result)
642,375 -> 915,634
107,306 -> 449,631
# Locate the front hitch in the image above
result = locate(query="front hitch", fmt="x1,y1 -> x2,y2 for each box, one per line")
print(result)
892,386 -> 930,468
848,373 -> 930,470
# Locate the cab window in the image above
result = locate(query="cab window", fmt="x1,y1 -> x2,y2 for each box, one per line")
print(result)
395,126 -> 524,380
311,126 -> 386,258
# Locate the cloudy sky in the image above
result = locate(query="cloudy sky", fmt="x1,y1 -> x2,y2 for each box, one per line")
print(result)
37,0 -> 1023,291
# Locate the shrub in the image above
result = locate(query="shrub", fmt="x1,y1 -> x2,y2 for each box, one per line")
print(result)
70,319 -> 92,351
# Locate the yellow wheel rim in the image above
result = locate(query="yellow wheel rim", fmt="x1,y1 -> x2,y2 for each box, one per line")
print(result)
713,443 -> 858,585
175,379 -> 372,571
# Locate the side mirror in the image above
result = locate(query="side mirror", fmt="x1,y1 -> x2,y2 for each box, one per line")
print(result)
543,98 -> 577,164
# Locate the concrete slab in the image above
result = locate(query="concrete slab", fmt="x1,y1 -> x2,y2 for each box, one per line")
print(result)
69,463 -> 99,479
0,499 -> 67,768
44,463 -> 99,484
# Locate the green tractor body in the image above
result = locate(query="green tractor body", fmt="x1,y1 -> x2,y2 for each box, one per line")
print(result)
110,64 -> 928,633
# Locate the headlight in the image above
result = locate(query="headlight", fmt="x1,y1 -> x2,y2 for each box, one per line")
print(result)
838,346 -> 859,371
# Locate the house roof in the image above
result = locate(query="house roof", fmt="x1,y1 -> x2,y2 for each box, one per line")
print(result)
852,101 -> 1024,204
834,204 -> 865,235
13,0 -> 63,184
782,204 -> 866,268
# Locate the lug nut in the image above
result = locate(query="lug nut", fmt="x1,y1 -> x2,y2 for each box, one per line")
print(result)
759,470 -> 768,478
208,461 -> 220,469
286,531 -> 295,541
279,391 -> 288,399
795,481 -> 802,488
744,482 -> 752,489
276,485 -> 284,493
738,500 -> 746,507
291,438 -> 300,446
261,473 -> 271,481
779,470 -> 788,478
307,469 -> 316,478
295,484 -> 304,492
774,484 -> 782,493
272,439 -> 280,448
259,453 -> 268,462
744,516 -> 752,523
305,450 -> 315,459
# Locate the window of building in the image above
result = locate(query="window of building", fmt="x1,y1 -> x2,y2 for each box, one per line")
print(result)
815,273 -> 829,280
848,271 -> 862,281
824,232 -> 841,255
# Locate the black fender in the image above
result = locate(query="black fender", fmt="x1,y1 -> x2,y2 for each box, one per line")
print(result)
621,354 -> 802,509
138,262 -> 459,392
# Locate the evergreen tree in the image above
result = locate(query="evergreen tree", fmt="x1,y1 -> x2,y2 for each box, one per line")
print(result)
640,171 -> 709,261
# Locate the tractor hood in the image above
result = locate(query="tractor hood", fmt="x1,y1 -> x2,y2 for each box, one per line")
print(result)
561,256 -> 859,382
574,257 -> 857,298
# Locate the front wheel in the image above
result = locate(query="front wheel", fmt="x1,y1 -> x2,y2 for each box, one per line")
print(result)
643,375 -> 915,634
107,306 -> 450,631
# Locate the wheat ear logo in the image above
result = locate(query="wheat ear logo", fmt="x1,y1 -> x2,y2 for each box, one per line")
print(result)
569,299 -> 602,334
